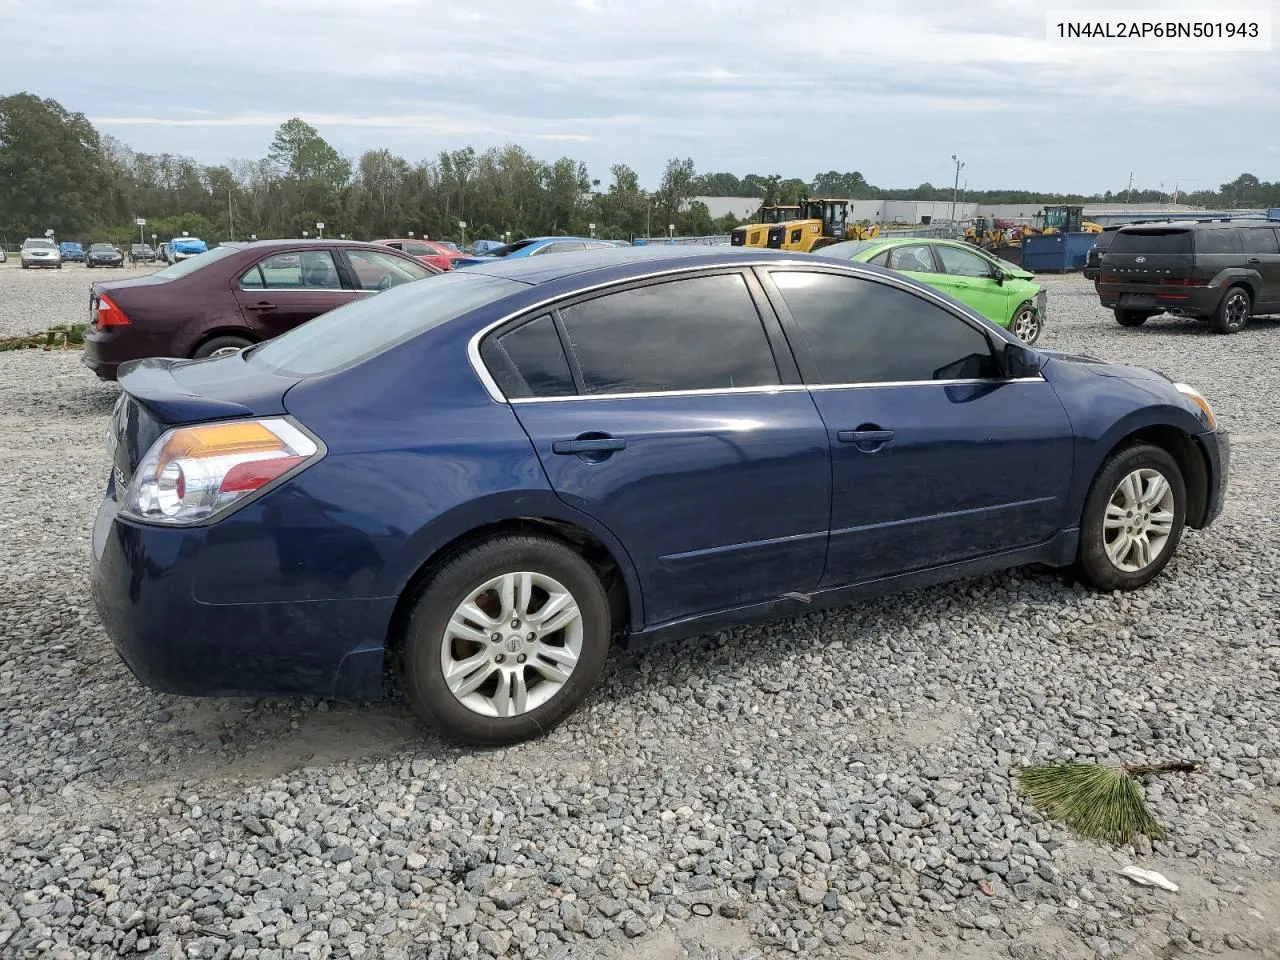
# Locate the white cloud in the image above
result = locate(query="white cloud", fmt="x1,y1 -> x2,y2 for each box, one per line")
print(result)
1,0 -> 1273,193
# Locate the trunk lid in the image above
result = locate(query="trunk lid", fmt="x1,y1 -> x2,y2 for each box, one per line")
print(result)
1099,227 -> 1194,287
110,354 -> 303,486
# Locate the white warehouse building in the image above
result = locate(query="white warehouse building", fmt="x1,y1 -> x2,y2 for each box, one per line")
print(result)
693,197 -> 1210,226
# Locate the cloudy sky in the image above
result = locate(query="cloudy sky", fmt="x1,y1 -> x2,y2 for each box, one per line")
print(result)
2,0 -> 1275,194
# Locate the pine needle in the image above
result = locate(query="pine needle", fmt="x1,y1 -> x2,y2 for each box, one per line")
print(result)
1016,761 -> 1197,846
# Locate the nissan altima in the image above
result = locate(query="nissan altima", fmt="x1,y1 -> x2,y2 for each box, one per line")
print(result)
91,247 -> 1229,745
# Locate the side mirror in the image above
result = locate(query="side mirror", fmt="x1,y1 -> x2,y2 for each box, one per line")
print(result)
993,268 -> 1006,286
1000,340 -> 1042,379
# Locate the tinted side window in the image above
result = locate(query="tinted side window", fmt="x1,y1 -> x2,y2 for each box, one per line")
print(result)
483,315 -> 576,399
936,245 -> 993,278
245,250 -> 341,290
345,249 -> 432,291
559,274 -> 780,395
770,271 -> 1000,384
868,250 -> 890,267
887,245 -> 936,273
1241,228 -> 1279,254
1196,230 -> 1239,255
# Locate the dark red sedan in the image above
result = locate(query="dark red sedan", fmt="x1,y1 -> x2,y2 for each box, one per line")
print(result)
82,239 -> 440,380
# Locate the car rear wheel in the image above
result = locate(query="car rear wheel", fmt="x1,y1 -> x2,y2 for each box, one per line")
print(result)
192,335 -> 254,359
1010,302 -> 1042,344
1074,443 -> 1186,591
1211,286 -> 1251,334
1113,309 -> 1152,327
401,534 -> 612,745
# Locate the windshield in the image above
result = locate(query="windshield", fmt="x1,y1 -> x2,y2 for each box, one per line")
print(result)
814,239 -> 883,260
247,271 -> 523,377
90,243 -> 114,251
24,239 -> 55,249
1110,230 -> 1193,255
172,237 -> 206,247
150,244 -> 239,279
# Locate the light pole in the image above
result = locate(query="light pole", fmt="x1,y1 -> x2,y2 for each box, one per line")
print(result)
589,222 -> 596,239
950,154 -> 965,228
459,221 -> 467,247
315,221 -> 325,240
668,223 -> 674,244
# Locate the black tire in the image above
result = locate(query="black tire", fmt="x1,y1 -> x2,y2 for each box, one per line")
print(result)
1114,309 -> 1151,327
191,335 -> 253,359
401,534 -> 613,745
1211,285 -> 1251,334
1074,443 -> 1186,591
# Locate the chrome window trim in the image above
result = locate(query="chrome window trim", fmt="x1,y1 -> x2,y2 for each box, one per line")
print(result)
508,376 -> 1046,405
465,258 -> 1026,404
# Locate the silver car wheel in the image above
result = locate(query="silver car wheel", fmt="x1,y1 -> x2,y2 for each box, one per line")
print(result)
439,571 -> 583,718
1103,468 -> 1176,573
1011,305 -> 1042,344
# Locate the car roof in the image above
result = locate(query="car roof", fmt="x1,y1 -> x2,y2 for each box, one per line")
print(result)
217,238 -> 405,250
460,245 -> 859,285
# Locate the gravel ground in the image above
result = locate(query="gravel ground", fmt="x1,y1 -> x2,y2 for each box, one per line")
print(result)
1,268 -> 1278,960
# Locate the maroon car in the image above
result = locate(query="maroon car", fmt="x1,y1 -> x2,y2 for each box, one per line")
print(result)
82,239 -> 441,380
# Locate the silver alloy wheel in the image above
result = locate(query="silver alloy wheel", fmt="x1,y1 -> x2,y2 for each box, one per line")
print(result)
1223,289 -> 1249,329
1103,468 -> 1176,573
1011,306 -> 1042,344
439,571 -> 583,718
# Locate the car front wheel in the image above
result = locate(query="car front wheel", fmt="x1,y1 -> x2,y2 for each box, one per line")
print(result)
402,534 -> 613,745
1010,302 -> 1043,344
1075,443 -> 1186,591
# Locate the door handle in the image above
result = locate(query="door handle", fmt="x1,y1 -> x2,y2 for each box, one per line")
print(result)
552,437 -> 627,455
1247,257 -> 1262,265
246,302 -> 277,312
837,428 -> 895,451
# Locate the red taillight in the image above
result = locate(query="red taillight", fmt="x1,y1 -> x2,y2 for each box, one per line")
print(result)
1099,274 -> 1119,284
219,455 -> 305,494
1158,277 -> 1206,287
96,294 -> 132,327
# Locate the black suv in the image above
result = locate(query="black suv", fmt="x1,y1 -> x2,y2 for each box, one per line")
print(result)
1082,225 -> 1121,281
1095,218 -> 1280,333
129,243 -> 156,263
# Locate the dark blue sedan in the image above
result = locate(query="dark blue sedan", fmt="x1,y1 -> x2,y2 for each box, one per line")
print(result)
91,247 -> 1229,745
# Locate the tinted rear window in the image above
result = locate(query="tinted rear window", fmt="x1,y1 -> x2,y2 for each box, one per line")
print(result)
1109,230 -> 1193,255
246,271 -> 522,377
1093,231 -> 1118,252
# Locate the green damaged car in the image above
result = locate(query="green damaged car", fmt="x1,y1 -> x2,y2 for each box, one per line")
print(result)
815,237 -> 1046,344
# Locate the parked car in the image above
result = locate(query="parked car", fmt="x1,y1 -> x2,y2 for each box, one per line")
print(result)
155,242 -> 173,264
170,236 -> 209,261
130,243 -> 157,264
20,238 -> 62,269
470,240 -> 506,256
90,246 -> 1229,745
59,241 -> 86,262
451,236 -> 623,268
82,239 -> 441,380
1095,218 -> 1280,333
0,248 -> 6,264
817,236 -> 1046,344
375,238 -> 463,271
86,242 -> 125,268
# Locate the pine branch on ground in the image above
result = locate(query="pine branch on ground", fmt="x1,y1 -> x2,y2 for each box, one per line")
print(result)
0,324 -> 86,352
1016,761 -> 1198,846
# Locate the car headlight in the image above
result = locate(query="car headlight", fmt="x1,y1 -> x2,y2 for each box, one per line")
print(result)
119,418 -> 322,525
1174,382 -> 1216,430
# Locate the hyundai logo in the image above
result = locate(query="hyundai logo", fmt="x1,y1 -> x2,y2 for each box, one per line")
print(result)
1135,256 -> 1147,263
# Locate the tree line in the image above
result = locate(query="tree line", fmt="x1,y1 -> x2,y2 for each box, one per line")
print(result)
2,91 -> 1277,249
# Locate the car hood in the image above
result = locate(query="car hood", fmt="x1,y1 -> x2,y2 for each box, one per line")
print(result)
1040,349 -> 1173,384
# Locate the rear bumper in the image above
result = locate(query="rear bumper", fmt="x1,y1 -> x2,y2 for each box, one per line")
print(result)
1097,283 -> 1220,317
90,490 -> 392,702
